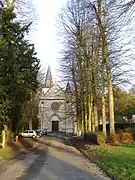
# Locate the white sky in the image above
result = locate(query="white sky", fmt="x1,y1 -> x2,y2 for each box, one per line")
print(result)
28,0 -> 67,80
27,0 -> 135,89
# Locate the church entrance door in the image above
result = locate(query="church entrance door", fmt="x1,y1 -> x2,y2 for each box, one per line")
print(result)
52,121 -> 59,132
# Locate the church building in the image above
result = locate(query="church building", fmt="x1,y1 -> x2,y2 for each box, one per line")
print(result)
38,66 -> 77,134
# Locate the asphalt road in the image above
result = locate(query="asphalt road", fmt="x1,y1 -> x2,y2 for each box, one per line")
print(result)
0,135 -> 110,180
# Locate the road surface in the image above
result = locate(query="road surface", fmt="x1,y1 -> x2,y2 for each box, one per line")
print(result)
0,135 -> 110,180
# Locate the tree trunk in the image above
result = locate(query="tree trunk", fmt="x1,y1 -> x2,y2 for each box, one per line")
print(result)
29,118 -> 33,129
94,101 -> 98,132
93,1 -> 115,134
91,98 -> 95,132
2,124 -> 8,148
102,92 -> 106,136
87,95 -> 92,131
106,63 -> 115,134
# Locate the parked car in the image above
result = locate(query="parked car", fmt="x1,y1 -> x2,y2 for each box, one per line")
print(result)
35,129 -> 48,136
18,130 -> 38,138
35,130 -> 43,137
42,129 -> 48,135
35,130 -> 42,138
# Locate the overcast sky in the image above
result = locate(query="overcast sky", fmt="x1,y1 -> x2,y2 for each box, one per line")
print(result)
28,0 -> 67,80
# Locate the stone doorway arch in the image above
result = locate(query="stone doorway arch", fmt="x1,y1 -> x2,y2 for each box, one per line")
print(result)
48,114 -> 62,132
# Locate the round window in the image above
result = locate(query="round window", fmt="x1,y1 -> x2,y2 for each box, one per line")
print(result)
51,102 -> 59,111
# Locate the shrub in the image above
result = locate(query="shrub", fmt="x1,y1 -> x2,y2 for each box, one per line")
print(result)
123,128 -> 135,140
116,130 -> 133,143
117,129 -> 124,143
97,132 -> 106,145
124,127 -> 135,134
107,133 -> 119,145
123,132 -> 133,143
107,131 -> 133,145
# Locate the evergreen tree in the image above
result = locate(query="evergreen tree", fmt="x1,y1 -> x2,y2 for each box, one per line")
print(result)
0,7 -> 40,133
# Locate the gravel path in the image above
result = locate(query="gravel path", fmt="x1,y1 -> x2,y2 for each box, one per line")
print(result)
0,136 -> 111,180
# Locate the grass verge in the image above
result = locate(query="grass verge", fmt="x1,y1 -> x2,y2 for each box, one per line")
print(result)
71,139 -> 135,180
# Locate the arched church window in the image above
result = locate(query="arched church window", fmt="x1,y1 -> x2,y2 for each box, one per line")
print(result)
51,102 -> 59,111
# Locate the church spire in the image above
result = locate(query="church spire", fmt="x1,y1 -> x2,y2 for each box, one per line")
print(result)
44,65 -> 53,88
65,82 -> 72,93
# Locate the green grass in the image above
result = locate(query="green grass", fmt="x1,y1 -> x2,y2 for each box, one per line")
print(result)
84,142 -> 135,180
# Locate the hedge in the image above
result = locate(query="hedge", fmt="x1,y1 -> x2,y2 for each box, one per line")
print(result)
84,132 -> 106,145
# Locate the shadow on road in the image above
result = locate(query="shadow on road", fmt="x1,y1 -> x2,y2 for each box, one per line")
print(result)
33,136 -> 82,157
16,144 -> 48,180
5,138 -> 36,161
16,138 -> 99,180
0,136 -> 107,180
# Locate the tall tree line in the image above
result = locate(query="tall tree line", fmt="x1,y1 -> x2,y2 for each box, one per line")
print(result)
0,1 -> 40,135
59,0 -> 134,136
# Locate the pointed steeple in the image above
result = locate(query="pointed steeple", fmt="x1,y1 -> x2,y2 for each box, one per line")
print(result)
44,65 -> 53,88
65,82 -> 72,93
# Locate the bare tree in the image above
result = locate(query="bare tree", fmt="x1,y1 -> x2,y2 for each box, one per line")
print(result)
58,0 -> 102,134
37,67 -> 46,88
58,0 -> 134,136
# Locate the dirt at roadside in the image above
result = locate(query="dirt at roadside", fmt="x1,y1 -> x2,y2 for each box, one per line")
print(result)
0,138 -> 40,166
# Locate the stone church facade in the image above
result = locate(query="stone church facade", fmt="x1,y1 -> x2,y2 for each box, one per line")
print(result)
38,66 -> 77,133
